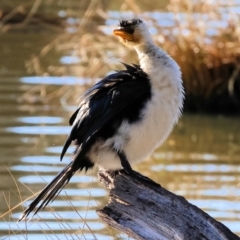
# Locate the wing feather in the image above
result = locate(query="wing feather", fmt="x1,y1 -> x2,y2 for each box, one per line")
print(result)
61,64 -> 151,162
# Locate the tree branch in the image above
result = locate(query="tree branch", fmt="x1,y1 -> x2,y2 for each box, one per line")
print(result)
97,169 -> 239,240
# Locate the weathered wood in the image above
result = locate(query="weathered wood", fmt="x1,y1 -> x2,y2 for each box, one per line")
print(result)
97,169 -> 239,240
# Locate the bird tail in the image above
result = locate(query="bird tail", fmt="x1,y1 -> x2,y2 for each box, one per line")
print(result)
18,161 -> 75,222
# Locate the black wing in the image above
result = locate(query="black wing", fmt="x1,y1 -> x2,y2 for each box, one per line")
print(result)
18,64 -> 151,221
61,63 -> 151,167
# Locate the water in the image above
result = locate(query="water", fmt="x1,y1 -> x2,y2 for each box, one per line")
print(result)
0,11 -> 240,240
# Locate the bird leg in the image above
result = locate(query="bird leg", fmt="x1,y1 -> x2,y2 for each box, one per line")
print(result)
117,151 -> 133,174
117,151 -> 160,186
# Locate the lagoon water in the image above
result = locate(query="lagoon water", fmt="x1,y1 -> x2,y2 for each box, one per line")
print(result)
0,8 -> 240,239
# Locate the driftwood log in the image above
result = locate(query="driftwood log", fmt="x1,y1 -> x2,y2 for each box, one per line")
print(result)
97,169 -> 239,240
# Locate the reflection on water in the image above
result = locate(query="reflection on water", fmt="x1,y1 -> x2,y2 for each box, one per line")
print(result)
0,18 -> 240,240
20,76 -> 86,85
7,125 -> 71,135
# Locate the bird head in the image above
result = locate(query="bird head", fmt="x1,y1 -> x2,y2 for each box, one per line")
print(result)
113,19 -> 153,48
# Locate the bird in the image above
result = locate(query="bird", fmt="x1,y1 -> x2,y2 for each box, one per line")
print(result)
18,18 -> 184,221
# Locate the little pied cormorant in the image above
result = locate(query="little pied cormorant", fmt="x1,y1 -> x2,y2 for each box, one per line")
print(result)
19,18 -> 184,221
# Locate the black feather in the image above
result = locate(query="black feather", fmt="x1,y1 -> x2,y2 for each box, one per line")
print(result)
69,108 -> 80,125
18,161 -> 75,221
119,19 -> 142,28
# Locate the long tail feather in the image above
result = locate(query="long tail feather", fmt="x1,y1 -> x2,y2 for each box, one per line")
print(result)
18,161 -> 75,221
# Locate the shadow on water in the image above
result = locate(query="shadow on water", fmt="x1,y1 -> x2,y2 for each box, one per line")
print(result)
0,7 -> 240,240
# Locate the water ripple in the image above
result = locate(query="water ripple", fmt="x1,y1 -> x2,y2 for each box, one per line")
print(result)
1,233 -> 114,240
19,175 -> 97,184
17,116 -> 63,124
6,126 -> 70,135
0,221 -> 104,231
20,76 -> 85,85
13,210 -> 99,220
151,163 -> 240,173
12,165 -> 64,172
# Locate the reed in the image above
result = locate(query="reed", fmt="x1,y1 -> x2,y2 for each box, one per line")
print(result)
162,0 -> 240,112
2,0 -> 239,112
40,0 -> 240,113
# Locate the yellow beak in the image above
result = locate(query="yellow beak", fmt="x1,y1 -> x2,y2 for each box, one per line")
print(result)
113,29 -> 135,41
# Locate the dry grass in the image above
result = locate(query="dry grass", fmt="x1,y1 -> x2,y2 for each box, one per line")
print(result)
2,0 -> 239,111
30,0 -> 240,112
0,167 -> 121,239
162,0 -> 240,112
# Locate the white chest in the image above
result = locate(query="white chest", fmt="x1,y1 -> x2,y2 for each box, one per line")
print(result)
122,49 -> 183,164
124,84 -> 180,164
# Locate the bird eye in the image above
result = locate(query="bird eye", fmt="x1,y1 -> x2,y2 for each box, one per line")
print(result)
123,26 -> 134,34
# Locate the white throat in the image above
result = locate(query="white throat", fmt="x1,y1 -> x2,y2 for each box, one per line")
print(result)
134,43 -> 172,74
134,41 -> 184,123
